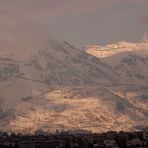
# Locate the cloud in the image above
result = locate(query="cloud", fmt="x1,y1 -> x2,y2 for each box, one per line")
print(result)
0,0 -> 120,18
129,0 -> 148,3
138,15 -> 148,24
0,0 -> 147,22
0,10 -> 7,14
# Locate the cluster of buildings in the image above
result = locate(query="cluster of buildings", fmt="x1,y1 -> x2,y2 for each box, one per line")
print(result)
0,127 -> 147,148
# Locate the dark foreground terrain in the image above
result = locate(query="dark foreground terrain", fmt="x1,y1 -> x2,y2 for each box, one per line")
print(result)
0,128 -> 148,148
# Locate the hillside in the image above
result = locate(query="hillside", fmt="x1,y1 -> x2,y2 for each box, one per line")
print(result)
0,40 -> 147,133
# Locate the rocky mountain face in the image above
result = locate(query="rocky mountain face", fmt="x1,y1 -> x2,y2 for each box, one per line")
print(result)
0,40 -> 147,133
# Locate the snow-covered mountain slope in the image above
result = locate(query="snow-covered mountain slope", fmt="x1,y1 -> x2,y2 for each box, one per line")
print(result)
0,40 -> 147,133
85,41 -> 148,58
85,41 -> 148,85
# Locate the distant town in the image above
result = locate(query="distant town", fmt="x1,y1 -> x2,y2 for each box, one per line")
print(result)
0,127 -> 148,148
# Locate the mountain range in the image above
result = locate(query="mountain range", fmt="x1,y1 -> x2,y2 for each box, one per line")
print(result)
0,39 -> 147,133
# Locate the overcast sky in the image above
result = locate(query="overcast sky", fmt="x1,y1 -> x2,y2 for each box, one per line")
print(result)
0,0 -> 148,47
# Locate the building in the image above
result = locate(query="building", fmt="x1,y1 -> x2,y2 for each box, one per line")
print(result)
0,138 -> 10,147
106,131 -> 117,140
143,126 -> 148,141
17,140 -> 64,148
126,138 -> 143,148
104,140 -> 118,148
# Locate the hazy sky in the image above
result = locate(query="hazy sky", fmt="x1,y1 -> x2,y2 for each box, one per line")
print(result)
0,0 -> 148,47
